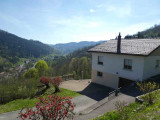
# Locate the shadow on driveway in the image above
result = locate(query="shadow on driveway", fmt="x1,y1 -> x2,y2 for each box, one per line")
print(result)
120,85 -> 142,97
78,83 -> 114,101
120,75 -> 160,97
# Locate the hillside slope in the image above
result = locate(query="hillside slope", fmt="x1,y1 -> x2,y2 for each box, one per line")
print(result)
125,24 -> 160,39
51,41 -> 105,55
0,30 -> 58,59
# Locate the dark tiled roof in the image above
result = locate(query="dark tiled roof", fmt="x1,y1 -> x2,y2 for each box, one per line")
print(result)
88,39 -> 160,56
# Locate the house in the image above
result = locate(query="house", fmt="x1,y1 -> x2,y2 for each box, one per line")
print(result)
88,33 -> 160,89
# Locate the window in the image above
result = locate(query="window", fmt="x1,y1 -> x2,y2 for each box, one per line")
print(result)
97,71 -> 103,77
98,56 -> 103,65
124,59 -> 132,70
155,60 -> 160,68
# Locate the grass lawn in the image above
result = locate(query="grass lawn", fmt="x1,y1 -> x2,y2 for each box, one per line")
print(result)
94,90 -> 160,120
0,87 -> 81,114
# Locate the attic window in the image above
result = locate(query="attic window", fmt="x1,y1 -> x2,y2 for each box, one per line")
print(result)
98,56 -> 103,65
124,59 -> 132,70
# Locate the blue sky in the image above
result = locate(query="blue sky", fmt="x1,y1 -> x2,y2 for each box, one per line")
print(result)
0,0 -> 160,44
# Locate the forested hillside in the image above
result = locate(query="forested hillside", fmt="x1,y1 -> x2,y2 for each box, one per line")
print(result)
46,45 -> 100,79
51,41 -> 104,55
0,30 -> 58,59
0,30 -> 59,72
125,24 -> 160,39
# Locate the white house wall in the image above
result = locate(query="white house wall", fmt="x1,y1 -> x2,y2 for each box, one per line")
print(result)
92,53 -> 145,82
143,56 -> 160,80
92,69 -> 119,89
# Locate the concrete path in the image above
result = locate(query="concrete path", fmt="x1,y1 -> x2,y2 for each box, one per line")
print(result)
72,95 -> 97,113
73,93 -> 135,120
0,110 -> 20,120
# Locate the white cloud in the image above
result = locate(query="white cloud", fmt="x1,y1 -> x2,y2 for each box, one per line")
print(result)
106,3 -> 132,18
96,4 -> 103,8
89,9 -> 95,13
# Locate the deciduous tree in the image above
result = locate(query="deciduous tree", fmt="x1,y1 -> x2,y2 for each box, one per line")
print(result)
35,60 -> 48,76
23,68 -> 38,79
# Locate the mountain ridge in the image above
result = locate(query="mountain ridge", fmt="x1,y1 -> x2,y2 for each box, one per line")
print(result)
0,29 -> 58,59
50,40 -> 105,55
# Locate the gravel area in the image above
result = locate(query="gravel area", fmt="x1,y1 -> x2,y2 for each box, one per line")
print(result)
60,79 -> 91,92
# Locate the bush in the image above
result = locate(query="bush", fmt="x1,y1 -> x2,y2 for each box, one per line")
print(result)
137,82 -> 159,105
0,78 -> 38,104
23,68 -> 38,79
19,95 -> 75,120
108,112 -> 119,120
115,101 -> 129,120
51,77 -> 62,93
93,112 -> 119,120
40,76 -> 50,88
35,60 -> 48,77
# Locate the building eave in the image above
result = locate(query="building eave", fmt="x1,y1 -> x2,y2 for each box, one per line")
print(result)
88,50 -> 149,57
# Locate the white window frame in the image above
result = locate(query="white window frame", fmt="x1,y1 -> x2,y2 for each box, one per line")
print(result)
98,56 -> 103,65
124,59 -> 132,70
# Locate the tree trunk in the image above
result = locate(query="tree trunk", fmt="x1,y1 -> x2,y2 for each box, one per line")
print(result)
46,84 -> 50,89
55,85 -> 60,93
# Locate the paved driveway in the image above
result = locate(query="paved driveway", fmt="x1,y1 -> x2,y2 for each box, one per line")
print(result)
78,83 -> 114,101
74,83 -> 143,120
60,80 -> 114,101
61,80 -> 114,113
72,95 -> 97,113
74,93 -> 136,120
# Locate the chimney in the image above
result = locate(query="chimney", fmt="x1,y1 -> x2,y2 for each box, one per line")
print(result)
117,32 -> 121,53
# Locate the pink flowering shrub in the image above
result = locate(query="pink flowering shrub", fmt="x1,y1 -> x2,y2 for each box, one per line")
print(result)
40,76 -> 51,88
51,77 -> 62,93
19,95 -> 75,120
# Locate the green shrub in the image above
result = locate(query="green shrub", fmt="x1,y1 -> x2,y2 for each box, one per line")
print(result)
93,112 -> 119,120
35,60 -> 48,76
0,78 -> 39,104
23,68 -> 38,79
114,101 -> 129,120
108,112 -> 119,120
137,82 -> 159,105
